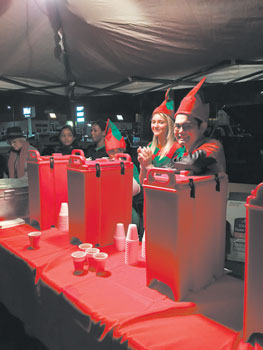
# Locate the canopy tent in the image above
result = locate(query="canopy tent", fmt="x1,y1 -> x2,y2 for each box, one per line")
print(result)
1,0 -> 263,98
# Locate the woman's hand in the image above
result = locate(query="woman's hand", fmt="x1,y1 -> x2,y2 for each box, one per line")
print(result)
137,146 -> 152,168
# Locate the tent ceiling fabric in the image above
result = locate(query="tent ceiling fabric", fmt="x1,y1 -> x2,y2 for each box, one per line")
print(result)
1,0 -> 263,97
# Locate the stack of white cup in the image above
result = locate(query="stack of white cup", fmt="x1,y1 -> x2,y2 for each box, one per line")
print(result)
141,230 -> 146,260
114,223 -> 126,251
57,202 -> 69,232
125,224 -> 139,265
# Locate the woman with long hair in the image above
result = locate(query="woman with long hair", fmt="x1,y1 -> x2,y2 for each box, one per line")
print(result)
137,89 -> 178,183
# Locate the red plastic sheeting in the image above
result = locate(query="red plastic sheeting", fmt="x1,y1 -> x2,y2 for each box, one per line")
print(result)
0,225 -> 259,350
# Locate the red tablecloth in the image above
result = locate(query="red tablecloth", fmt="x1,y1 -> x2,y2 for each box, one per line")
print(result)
0,224 -> 260,350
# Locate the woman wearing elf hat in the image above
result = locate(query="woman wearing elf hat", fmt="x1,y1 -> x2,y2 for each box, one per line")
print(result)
169,77 -> 226,174
104,119 -> 142,232
137,89 -> 179,183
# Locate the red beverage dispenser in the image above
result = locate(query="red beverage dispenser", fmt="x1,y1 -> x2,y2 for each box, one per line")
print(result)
143,168 -> 228,301
27,149 -> 83,230
67,153 -> 133,246
243,183 -> 263,340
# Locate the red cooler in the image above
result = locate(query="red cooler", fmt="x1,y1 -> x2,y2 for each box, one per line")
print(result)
143,168 -> 228,301
243,183 -> 263,340
27,150 -> 83,230
67,153 -> 133,246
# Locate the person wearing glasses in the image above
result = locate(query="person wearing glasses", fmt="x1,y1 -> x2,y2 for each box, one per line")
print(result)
6,126 -> 37,178
169,78 -> 226,174
137,89 -> 179,183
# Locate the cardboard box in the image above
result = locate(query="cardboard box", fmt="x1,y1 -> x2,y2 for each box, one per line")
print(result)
226,183 -> 256,262
227,237 -> 245,262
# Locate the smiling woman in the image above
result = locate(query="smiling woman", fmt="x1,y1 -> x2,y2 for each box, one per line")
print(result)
137,89 -> 178,183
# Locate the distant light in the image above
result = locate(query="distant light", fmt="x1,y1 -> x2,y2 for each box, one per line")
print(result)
22,106 -> 35,118
66,121 -> 74,127
77,117 -> 85,123
49,113 -> 57,119
87,123 -> 92,127
117,114 -> 123,120
7,105 -> 11,110
23,107 -> 32,118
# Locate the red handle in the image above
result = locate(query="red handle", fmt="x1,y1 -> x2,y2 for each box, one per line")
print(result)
115,153 -> 131,162
145,167 -> 176,187
71,149 -> 85,157
28,149 -> 41,161
68,154 -> 86,168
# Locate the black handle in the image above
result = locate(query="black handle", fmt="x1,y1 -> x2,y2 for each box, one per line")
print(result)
189,178 -> 195,198
50,156 -> 54,169
215,173 -> 220,192
96,163 -> 101,177
120,161 -> 125,175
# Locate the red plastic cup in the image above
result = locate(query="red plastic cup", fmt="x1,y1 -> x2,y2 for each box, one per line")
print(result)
78,243 -> 93,251
85,248 -> 100,271
94,252 -> 108,274
71,251 -> 86,272
28,231 -> 41,249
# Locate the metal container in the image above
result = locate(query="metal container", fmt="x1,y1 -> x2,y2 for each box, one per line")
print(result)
0,178 -> 29,220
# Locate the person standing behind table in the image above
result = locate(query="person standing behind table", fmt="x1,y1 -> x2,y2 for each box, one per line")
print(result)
168,77 -> 226,174
137,88 -> 179,183
85,120 -> 108,160
6,126 -> 37,179
42,125 -> 83,156
104,119 -> 143,235
0,154 -> 9,178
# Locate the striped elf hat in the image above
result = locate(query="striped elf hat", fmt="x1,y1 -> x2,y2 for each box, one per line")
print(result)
105,118 -> 126,153
152,88 -> 174,119
174,77 -> 209,122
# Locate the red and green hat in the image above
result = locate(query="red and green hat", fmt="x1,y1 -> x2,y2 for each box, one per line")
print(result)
105,118 -> 126,153
152,88 -> 174,119
174,77 -> 209,123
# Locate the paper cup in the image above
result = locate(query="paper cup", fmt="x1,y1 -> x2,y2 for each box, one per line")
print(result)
94,252 -> 108,273
28,231 -> 41,249
115,223 -> 126,238
85,248 -> 100,270
59,202 -> 68,216
114,236 -> 125,251
71,251 -> 86,272
126,224 -> 139,241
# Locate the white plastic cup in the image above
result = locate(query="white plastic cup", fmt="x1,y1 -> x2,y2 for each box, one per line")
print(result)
59,202 -> 69,216
125,239 -> 139,265
114,236 -> 126,251
28,231 -> 41,249
85,248 -> 100,270
71,251 -> 86,272
125,225 -> 139,265
126,224 -> 139,241
115,223 -> 126,238
94,252 -> 108,274
57,215 -> 69,232
141,230 -> 146,259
